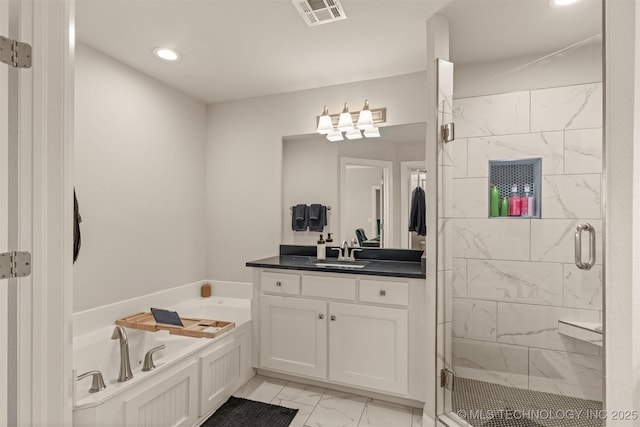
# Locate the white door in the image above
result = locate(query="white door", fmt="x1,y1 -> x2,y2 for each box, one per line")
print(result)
260,295 -> 327,378
329,302 -> 408,394
1,2 -> 73,425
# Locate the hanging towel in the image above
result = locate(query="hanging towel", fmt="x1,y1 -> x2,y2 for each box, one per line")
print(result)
291,204 -> 308,231
409,187 -> 426,236
308,204 -> 327,232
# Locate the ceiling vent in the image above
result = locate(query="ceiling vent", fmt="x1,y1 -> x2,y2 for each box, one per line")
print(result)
291,0 -> 347,27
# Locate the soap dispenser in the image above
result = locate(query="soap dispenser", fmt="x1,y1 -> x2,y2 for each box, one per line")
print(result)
317,234 -> 326,260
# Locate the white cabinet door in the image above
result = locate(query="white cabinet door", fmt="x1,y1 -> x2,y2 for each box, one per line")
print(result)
260,295 -> 327,379
329,302 -> 408,395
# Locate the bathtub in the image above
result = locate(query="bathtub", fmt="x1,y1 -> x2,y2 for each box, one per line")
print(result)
73,296 -> 254,427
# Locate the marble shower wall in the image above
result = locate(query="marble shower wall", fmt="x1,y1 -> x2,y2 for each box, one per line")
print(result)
448,82 -> 603,401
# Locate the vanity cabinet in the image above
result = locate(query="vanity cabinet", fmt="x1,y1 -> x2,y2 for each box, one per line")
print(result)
260,295 -> 327,378
329,302 -> 408,394
256,270 -> 420,399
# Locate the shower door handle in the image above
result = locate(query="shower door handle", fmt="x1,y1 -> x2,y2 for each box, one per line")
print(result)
574,223 -> 596,270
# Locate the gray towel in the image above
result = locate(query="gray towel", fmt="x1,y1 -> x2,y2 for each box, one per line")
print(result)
291,204 -> 308,231
308,204 -> 327,232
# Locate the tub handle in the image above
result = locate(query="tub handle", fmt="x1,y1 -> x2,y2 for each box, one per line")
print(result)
142,344 -> 166,372
77,370 -> 107,393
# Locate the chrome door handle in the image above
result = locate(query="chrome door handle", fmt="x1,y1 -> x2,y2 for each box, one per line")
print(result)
575,223 -> 596,270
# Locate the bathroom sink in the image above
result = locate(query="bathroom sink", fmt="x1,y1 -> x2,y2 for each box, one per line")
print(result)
310,259 -> 369,269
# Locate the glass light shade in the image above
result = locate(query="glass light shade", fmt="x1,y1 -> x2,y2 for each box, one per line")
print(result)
363,127 -> 380,138
345,128 -> 363,140
317,111 -> 334,134
356,100 -> 374,130
337,103 -> 354,132
326,130 -> 344,142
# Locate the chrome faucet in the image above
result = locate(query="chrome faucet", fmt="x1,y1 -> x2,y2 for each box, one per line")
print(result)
111,326 -> 133,382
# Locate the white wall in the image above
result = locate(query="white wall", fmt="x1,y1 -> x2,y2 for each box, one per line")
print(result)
205,72 -> 428,282
74,43 -> 207,312
454,36 -> 602,98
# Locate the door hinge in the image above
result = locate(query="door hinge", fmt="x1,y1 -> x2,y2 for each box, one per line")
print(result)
0,35 -> 32,69
0,251 -> 32,279
440,368 -> 455,391
441,122 -> 455,143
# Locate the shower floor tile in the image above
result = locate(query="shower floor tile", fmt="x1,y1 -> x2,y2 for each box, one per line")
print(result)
452,378 -> 604,427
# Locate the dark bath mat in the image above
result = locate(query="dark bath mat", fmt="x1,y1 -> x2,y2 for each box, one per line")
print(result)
201,396 -> 298,427
482,410 -> 544,427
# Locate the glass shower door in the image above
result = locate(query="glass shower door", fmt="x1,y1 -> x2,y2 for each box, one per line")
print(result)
436,37 -> 605,427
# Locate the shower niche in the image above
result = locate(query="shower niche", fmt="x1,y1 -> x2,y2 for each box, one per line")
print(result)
488,158 -> 541,219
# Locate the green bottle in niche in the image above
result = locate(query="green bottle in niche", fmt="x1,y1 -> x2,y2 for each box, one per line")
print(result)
490,185 -> 500,217
500,197 -> 509,217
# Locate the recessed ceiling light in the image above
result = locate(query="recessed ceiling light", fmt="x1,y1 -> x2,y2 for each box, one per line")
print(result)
549,0 -> 580,7
152,47 -> 181,61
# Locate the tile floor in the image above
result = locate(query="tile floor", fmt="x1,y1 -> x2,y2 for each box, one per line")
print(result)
232,375 -> 423,427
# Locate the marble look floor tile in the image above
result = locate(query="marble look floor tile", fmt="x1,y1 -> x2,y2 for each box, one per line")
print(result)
305,390 -> 367,427
358,399 -> 413,427
541,174 -> 601,219
270,398 -> 315,427
564,128 -> 603,174
274,382 -> 326,407
531,83 -> 602,132
232,375 -> 287,403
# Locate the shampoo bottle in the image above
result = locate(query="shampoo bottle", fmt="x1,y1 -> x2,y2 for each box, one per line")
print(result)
521,184 -> 530,216
500,197 -> 509,216
509,184 -> 521,216
490,184 -> 500,217
527,184 -> 535,216
317,234 -> 326,260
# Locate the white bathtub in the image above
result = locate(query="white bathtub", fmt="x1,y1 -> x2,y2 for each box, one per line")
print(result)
73,296 -> 254,426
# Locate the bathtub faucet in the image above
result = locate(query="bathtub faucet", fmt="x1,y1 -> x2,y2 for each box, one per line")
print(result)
111,326 -> 133,382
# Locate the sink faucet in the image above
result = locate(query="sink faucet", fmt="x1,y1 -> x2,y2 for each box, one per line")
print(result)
331,241 -> 363,261
111,326 -> 133,382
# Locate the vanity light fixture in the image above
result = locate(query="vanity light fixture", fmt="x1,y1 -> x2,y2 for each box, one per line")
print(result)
326,130 -> 344,142
356,100 -> 375,130
316,106 -> 334,134
345,127 -> 363,140
337,103 -> 355,132
316,100 -> 386,141
152,47 -> 181,61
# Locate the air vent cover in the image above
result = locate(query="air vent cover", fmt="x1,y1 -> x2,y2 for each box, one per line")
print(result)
291,0 -> 347,27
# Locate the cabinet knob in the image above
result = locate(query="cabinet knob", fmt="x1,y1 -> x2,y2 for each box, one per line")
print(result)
275,281 -> 282,287
318,313 -> 324,320
379,289 -> 386,297
330,315 -> 336,321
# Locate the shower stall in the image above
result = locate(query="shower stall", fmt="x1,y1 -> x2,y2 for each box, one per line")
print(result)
435,34 -> 604,427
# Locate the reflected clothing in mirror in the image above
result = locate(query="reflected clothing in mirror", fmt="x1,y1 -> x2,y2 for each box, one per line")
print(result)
409,187 -> 426,236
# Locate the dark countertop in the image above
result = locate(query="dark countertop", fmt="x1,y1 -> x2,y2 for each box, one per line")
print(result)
246,245 -> 426,279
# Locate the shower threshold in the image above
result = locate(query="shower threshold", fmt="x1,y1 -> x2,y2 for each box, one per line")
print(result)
451,378 -> 603,427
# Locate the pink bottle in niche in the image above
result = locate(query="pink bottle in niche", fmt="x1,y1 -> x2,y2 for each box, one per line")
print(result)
509,184 -> 521,216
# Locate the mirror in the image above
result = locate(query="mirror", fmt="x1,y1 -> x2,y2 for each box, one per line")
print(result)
281,122 -> 426,249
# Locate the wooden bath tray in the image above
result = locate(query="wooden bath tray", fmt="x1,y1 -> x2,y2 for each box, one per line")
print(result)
116,312 -> 235,339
